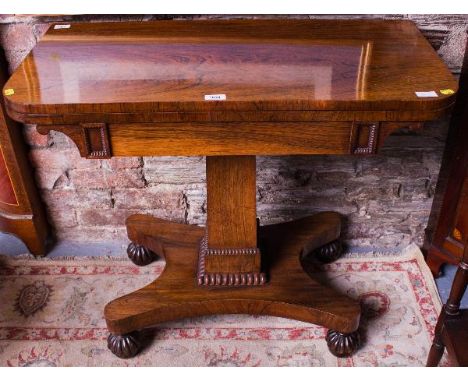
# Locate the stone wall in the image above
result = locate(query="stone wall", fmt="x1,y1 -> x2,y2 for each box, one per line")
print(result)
1,14 -> 467,252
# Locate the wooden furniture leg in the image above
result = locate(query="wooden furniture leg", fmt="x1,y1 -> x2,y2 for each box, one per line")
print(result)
426,239 -> 468,366
423,37 -> 468,278
104,156 -> 361,359
0,46 -> 51,256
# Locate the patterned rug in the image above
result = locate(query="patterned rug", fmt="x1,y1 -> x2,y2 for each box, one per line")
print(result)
0,244 -> 447,366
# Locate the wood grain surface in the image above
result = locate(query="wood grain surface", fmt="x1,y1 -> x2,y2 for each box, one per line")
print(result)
0,46 -> 50,256
0,143 -> 17,205
206,156 -> 257,248
2,19 -> 457,358
106,212 -> 357,335
3,19 -> 457,124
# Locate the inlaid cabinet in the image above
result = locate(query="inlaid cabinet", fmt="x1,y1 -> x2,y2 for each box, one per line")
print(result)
0,46 -> 50,256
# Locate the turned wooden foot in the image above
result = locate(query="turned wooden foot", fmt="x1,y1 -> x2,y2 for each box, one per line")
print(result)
127,242 -> 158,266
326,329 -> 361,357
312,239 -> 343,263
107,331 -> 141,359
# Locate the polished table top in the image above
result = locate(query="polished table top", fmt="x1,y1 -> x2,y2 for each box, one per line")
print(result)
3,19 -> 457,121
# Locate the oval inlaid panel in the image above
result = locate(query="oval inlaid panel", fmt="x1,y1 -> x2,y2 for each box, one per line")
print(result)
0,144 -> 18,205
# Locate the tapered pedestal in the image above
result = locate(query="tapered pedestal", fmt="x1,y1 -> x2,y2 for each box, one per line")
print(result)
104,156 -> 361,359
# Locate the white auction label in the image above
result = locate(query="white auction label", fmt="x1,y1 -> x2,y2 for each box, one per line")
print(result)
204,94 -> 226,101
54,24 -> 71,30
415,91 -> 438,98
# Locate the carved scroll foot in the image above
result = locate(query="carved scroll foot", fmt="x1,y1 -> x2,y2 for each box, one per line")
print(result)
313,240 -> 343,263
107,332 -> 141,359
127,242 -> 158,266
326,329 -> 361,357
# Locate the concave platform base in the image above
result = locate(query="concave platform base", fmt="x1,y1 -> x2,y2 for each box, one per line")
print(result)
104,212 -> 361,358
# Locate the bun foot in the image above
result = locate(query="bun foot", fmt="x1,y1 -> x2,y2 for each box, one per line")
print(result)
326,329 -> 360,357
314,240 -> 343,263
127,242 -> 158,266
107,332 -> 141,359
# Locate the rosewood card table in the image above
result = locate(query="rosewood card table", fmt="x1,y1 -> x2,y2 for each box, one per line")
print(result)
3,19 -> 457,359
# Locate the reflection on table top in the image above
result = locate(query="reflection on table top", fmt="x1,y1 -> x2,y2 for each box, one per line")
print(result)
4,19 -> 458,116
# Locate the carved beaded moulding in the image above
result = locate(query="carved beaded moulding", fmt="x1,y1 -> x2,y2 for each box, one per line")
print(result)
206,247 -> 260,256
81,123 -> 112,159
197,235 -> 266,287
352,122 -> 379,155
